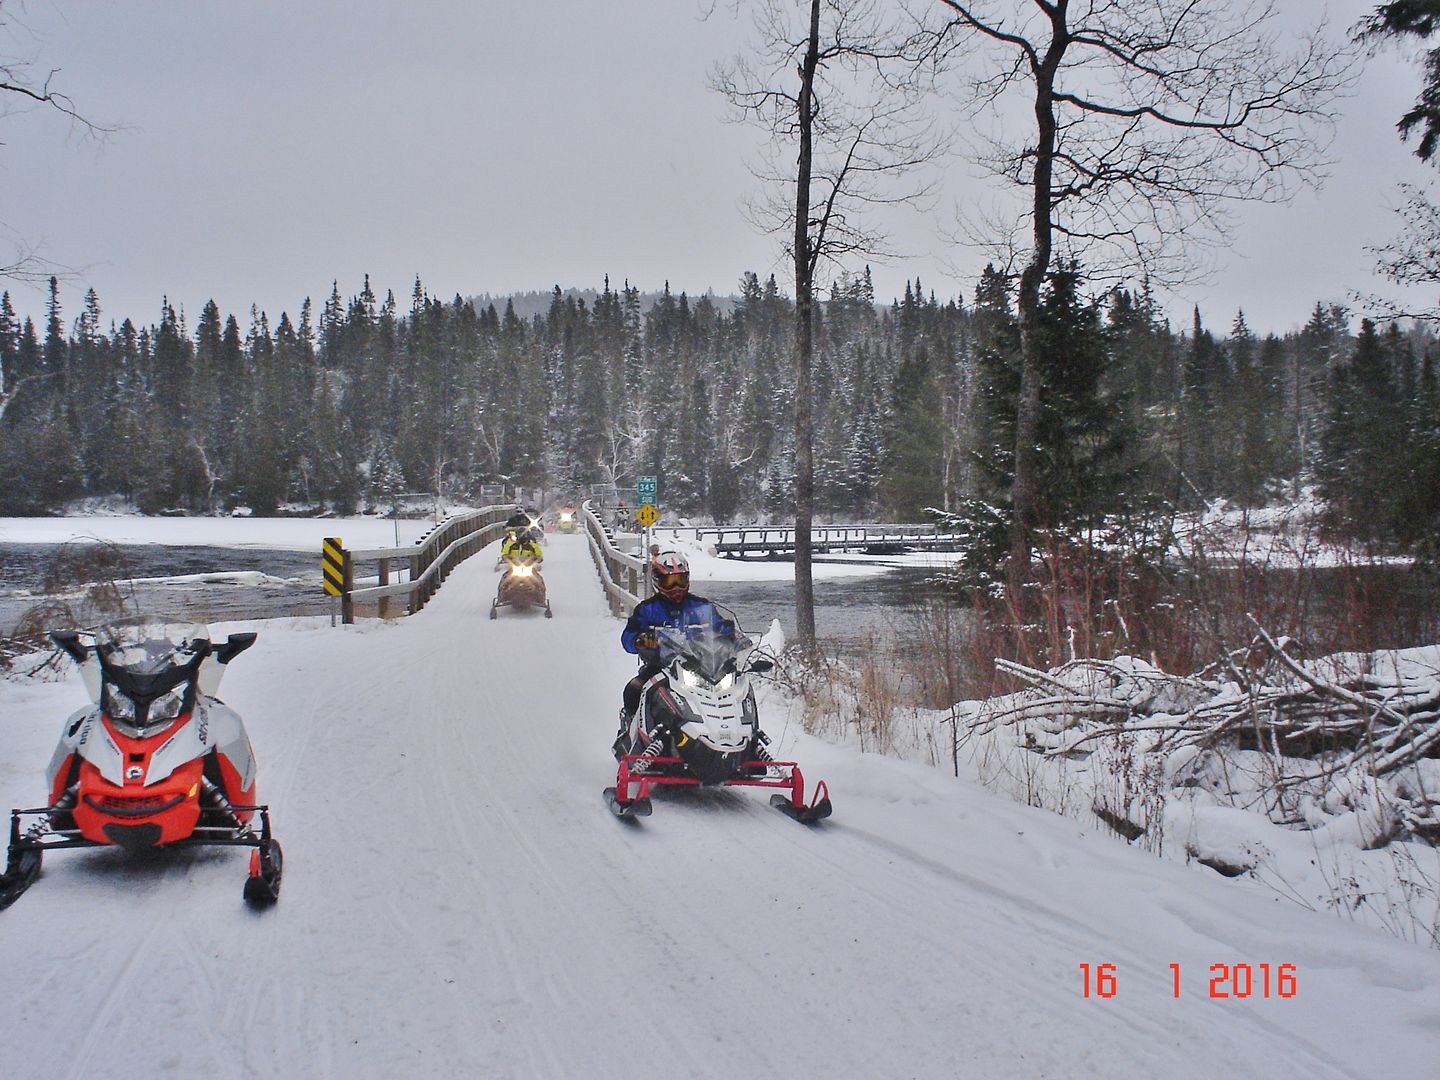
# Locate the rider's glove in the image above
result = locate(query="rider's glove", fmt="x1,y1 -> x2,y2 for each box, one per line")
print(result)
636,632 -> 658,651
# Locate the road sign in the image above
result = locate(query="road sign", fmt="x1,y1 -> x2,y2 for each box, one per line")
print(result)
322,537 -> 345,597
636,475 -> 657,505
635,504 -> 660,528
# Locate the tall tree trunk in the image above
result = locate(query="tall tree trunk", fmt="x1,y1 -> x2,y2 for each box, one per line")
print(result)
1009,8 -> 1067,571
793,0 -> 821,651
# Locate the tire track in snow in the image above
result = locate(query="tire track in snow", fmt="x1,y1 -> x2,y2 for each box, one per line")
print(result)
410,543 -> 731,1075
61,891 -> 175,1080
413,561 -> 713,1078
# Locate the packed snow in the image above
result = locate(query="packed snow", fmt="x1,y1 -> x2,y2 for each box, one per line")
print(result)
1,528 -> 1438,1078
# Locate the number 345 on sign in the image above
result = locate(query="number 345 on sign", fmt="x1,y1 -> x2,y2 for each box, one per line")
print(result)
1080,962 -> 1297,999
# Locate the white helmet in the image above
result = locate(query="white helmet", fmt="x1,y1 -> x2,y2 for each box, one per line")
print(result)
651,551 -> 690,601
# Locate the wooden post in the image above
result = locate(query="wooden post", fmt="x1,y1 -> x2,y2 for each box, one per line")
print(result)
378,557 -> 391,619
341,549 -> 354,624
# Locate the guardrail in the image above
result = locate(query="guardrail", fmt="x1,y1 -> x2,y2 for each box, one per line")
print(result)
662,523 -> 963,557
332,504 -> 518,622
581,499 -> 644,616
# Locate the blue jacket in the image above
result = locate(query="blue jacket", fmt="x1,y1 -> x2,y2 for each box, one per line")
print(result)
622,594 -> 731,656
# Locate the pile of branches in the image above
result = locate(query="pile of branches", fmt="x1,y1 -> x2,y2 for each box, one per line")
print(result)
964,616 -> 1440,844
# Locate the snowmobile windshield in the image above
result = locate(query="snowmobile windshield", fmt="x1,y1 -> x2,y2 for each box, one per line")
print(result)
96,622 -> 210,677
95,623 -> 210,735
654,604 -> 751,684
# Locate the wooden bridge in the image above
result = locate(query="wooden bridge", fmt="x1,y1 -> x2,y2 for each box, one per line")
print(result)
663,523 -> 965,559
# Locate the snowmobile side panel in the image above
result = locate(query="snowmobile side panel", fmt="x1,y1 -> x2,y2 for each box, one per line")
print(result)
206,699 -> 258,794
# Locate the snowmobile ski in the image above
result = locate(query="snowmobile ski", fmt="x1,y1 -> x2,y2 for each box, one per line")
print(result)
771,780 -> 833,825
0,846 -> 42,911
243,835 -> 284,906
603,786 -> 652,818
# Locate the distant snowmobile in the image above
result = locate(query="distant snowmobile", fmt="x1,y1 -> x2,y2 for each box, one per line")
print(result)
491,554 -> 553,619
605,607 -> 831,824
0,623 -> 283,911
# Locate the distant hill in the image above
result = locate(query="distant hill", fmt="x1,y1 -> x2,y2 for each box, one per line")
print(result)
467,286 -> 739,322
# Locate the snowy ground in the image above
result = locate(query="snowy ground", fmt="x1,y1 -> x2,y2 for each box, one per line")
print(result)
1,532 -> 1438,1078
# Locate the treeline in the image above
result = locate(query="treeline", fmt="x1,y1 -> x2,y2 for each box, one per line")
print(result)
1,268 -> 1436,555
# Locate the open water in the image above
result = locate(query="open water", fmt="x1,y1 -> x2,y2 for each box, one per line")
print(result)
0,543 -> 327,635
0,541 -> 947,654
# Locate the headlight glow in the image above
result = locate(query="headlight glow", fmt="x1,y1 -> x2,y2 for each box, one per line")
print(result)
717,673 -> 735,691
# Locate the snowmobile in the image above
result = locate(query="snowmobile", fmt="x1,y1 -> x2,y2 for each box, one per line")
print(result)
604,606 -> 831,824
490,553 -> 553,619
556,506 -> 577,533
0,623 -> 283,911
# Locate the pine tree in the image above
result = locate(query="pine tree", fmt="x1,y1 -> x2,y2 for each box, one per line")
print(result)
1318,318 -> 1404,543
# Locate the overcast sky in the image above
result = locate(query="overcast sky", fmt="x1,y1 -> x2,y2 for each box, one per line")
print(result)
4,0 -> 1437,337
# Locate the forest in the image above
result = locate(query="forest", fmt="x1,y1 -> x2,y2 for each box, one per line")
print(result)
1,266 -> 1437,567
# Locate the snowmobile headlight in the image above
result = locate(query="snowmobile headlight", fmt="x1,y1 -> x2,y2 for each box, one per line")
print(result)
560,511 -> 574,522
716,672 -> 735,691
511,564 -> 534,577
678,665 -> 701,688
104,683 -> 136,722
150,689 -> 185,723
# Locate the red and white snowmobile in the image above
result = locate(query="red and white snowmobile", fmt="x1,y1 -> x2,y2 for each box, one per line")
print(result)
605,607 -> 831,824
0,622 -> 283,911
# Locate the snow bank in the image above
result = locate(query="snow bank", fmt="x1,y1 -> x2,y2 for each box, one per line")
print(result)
786,642 -> 1440,948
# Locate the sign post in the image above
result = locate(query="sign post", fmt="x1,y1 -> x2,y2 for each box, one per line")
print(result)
322,537 -> 346,626
634,503 -> 659,593
635,477 -> 659,593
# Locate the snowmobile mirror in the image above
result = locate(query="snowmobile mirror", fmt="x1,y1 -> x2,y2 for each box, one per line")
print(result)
213,632 -> 258,665
49,629 -> 89,664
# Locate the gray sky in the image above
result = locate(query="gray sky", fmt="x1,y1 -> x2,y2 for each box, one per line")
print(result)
5,0 -> 1437,337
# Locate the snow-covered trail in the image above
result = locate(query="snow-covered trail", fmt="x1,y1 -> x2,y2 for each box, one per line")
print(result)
2,535 -> 1439,1079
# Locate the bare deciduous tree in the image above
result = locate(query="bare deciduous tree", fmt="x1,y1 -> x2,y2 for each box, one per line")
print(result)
0,0 -> 111,283
712,0 -> 941,649
923,0 -> 1354,567
1362,181 -> 1440,322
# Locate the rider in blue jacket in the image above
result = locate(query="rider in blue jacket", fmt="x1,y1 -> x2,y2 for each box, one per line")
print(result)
613,550 -> 762,767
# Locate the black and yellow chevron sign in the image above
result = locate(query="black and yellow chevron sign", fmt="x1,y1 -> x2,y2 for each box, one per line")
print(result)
322,537 -> 345,597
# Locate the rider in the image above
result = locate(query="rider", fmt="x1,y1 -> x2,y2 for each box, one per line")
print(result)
612,550 -> 775,773
502,527 -> 544,564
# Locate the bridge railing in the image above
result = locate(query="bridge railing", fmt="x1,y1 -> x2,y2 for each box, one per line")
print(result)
660,522 -> 959,556
336,503 -> 517,621
581,499 -> 644,616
